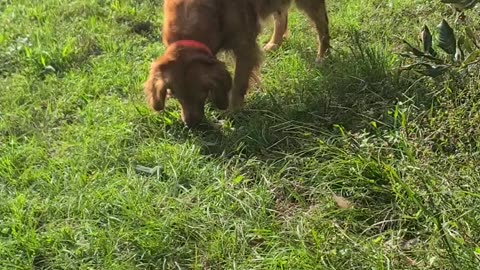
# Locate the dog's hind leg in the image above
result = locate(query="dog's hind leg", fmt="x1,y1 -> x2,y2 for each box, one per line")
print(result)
264,8 -> 289,52
296,0 -> 330,62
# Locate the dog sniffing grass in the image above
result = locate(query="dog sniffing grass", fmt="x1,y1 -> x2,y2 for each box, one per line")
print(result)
1,0 -> 479,269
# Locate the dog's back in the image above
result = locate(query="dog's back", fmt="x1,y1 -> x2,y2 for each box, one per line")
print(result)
162,0 -> 295,53
162,0 -> 223,50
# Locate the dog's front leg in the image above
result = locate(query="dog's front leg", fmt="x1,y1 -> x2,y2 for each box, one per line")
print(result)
229,46 -> 261,111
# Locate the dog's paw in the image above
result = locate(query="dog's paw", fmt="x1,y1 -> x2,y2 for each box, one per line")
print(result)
315,56 -> 325,64
263,43 -> 279,52
315,47 -> 331,64
315,51 -> 332,65
228,94 -> 245,112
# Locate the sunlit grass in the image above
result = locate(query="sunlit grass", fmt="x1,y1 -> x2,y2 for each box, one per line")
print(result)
1,0 -> 479,269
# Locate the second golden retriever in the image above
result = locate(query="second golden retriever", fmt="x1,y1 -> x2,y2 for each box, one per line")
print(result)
144,0 -> 330,127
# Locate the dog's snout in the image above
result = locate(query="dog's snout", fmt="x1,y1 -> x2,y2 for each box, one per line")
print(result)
181,108 -> 204,128
183,117 -> 202,127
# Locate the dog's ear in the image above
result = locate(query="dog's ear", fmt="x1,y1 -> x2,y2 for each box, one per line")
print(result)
187,55 -> 232,110
144,60 -> 171,112
207,60 -> 232,110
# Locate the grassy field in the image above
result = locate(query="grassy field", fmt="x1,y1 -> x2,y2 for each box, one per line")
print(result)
1,0 -> 480,269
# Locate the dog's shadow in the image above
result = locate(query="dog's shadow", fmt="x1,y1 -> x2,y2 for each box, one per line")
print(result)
188,38 -> 431,158
136,37 -> 436,238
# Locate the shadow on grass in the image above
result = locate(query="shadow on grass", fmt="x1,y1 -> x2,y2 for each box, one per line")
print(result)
136,33 -> 435,171
187,34 -> 431,159
176,35 -> 436,235
137,34 -> 431,182
133,35 -> 443,242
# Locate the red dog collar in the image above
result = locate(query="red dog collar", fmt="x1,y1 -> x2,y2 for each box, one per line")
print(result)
171,40 -> 213,56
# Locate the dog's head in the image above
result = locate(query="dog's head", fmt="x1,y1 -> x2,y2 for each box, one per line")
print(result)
144,44 -> 232,127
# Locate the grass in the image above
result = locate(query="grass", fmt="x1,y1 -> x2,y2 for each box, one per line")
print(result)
1,0 -> 480,269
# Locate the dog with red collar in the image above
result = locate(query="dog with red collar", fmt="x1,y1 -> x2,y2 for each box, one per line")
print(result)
144,0 -> 330,127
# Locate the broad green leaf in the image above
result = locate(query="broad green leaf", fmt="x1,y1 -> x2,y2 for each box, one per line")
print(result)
420,25 -> 435,55
437,19 -> 456,55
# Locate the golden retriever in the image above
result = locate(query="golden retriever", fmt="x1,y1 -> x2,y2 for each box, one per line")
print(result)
144,0 -> 330,127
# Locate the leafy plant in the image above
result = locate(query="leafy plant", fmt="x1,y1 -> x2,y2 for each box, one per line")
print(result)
400,19 -> 479,77
441,0 -> 480,11
399,1 -> 479,77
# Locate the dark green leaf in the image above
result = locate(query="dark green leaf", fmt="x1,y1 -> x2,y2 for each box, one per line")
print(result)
403,39 -> 426,57
421,64 -> 450,77
420,25 -> 434,55
401,63 -> 450,77
401,39 -> 443,62
437,19 -> 456,55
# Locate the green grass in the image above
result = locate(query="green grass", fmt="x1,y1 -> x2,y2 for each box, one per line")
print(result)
1,0 -> 480,269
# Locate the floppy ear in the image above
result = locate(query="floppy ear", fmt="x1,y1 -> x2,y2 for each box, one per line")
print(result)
207,60 -> 232,110
184,53 -> 232,110
144,60 -> 170,112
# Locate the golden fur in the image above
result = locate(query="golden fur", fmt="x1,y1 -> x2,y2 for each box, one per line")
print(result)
144,0 -> 330,127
